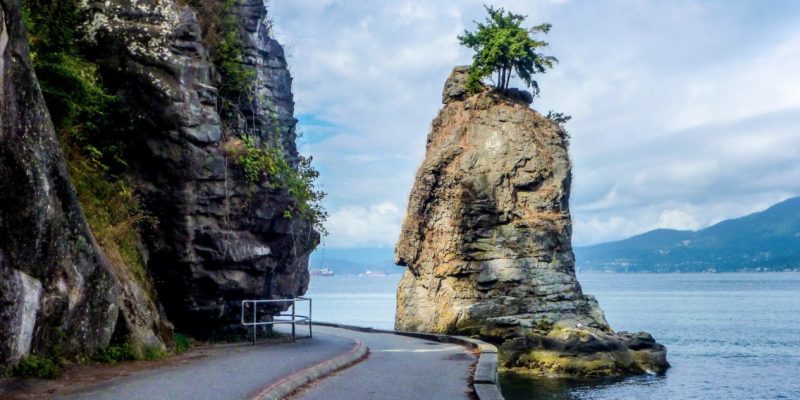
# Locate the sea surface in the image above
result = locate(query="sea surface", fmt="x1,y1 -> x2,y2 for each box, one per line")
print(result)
306,272 -> 800,400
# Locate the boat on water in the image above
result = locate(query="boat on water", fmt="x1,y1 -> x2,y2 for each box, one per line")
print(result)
310,268 -> 334,276
361,270 -> 387,277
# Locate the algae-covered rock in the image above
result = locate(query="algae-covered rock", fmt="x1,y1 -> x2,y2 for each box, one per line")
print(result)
499,323 -> 668,378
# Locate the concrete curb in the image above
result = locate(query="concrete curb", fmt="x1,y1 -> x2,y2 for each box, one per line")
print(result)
310,322 -> 505,400
251,338 -> 369,400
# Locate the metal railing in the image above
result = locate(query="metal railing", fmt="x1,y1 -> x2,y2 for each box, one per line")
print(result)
241,297 -> 312,343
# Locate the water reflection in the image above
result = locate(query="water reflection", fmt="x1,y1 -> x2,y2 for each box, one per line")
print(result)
500,371 -> 667,400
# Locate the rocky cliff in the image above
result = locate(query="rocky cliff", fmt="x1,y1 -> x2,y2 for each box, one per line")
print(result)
1,0 -> 316,373
78,0 -> 317,335
395,66 -> 667,377
0,0 -> 170,370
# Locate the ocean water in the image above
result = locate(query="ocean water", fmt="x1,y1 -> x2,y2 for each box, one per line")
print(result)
306,274 -> 401,330
306,272 -> 800,400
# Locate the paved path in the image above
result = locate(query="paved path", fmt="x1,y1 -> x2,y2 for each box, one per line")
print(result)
28,325 -> 478,400
58,333 -> 356,400
291,325 -> 477,400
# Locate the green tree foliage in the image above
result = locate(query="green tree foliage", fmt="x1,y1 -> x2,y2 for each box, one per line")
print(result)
546,111 -> 572,142
546,111 -> 572,128
459,5 -> 557,95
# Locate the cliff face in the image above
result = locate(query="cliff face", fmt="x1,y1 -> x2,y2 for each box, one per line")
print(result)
0,0 -> 169,369
395,67 -> 667,378
1,0 -> 315,371
80,0 -> 316,334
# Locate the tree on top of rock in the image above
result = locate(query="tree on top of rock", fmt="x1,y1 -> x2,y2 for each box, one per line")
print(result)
459,5 -> 557,96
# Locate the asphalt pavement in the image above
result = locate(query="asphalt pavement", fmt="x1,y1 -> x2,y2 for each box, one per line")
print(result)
291,325 -> 477,400
58,332 -> 356,400
47,325 -> 478,400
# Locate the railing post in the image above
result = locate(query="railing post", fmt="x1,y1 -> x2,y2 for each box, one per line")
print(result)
309,298 -> 313,338
291,299 -> 296,341
252,302 -> 257,345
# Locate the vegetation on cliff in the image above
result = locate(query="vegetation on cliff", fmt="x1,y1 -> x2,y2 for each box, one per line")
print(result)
21,0 -> 153,287
182,0 -> 326,233
180,0 -> 255,115
22,0 -> 325,262
232,137 -> 327,231
459,5 -> 557,94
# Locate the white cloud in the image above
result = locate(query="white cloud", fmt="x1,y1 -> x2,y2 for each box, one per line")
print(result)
271,0 -> 800,248
324,203 -> 403,248
656,209 -> 701,231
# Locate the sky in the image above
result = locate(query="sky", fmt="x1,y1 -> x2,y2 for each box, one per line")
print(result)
268,0 -> 800,251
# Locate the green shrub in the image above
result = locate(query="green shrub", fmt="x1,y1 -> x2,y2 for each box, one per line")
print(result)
233,136 -> 327,234
174,334 -> 192,354
92,343 -> 135,364
11,355 -> 62,379
141,346 -> 167,361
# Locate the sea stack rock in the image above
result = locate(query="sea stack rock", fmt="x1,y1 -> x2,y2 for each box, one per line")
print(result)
395,66 -> 668,378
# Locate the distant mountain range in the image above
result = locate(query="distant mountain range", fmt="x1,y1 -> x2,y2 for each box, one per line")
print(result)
574,196 -> 800,272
